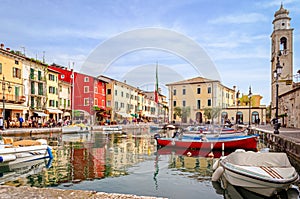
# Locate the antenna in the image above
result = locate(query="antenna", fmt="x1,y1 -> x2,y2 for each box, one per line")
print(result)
20,46 -> 26,56
43,51 -> 45,63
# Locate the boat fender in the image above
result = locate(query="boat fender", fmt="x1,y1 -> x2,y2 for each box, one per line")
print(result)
212,166 -> 224,182
153,134 -> 160,140
212,159 -> 220,171
0,154 -> 17,163
287,186 -> 300,199
47,146 -> 54,159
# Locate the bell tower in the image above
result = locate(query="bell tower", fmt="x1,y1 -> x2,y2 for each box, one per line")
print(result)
270,4 -> 293,115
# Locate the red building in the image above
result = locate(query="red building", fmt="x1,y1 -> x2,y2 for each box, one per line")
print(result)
49,64 -> 107,125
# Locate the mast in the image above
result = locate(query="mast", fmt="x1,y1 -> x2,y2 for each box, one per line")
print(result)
155,62 -> 159,123
71,62 -> 75,123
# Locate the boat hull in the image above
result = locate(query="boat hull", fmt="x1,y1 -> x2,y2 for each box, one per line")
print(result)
219,151 -> 299,197
0,144 -> 52,169
156,135 -> 258,150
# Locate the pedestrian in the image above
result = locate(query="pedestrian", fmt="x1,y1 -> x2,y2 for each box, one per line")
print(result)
0,116 -> 3,130
19,116 -> 24,128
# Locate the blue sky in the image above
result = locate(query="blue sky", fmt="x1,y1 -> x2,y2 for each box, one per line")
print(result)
1,0 -> 300,105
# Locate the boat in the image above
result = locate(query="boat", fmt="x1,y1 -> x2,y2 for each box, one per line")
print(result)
0,158 -> 52,185
62,124 -> 90,133
154,134 -> 258,150
212,150 -> 299,197
0,138 -> 53,168
102,125 -> 122,131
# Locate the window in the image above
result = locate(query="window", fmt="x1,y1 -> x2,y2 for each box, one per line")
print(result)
49,100 -> 55,107
197,87 -> 201,94
49,86 -> 56,94
94,98 -> 98,106
0,63 -> 2,74
102,100 -> 105,107
48,74 -> 55,81
115,101 -> 119,110
173,89 -> 176,96
121,91 -> 124,97
197,100 -> 201,109
107,89 -> 111,95
31,82 -> 35,94
84,98 -> 89,106
182,89 -> 186,95
94,87 -> 98,93
121,102 -> 124,108
84,86 -> 89,93
208,87 -> 211,94
183,100 -> 186,107
208,99 -> 212,106
61,74 -> 65,79
13,67 -> 21,78
15,60 -> 19,65
30,68 -> 34,79
115,90 -> 117,96
107,100 -> 111,107
38,71 -> 42,80
173,101 -> 176,107
84,77 -> 89,82
38,83 -> 43,95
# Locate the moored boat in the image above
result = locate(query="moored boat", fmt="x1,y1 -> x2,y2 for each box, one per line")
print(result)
155,134 -> 258,150
0,138 -> 53,168
213,150 -> 299,197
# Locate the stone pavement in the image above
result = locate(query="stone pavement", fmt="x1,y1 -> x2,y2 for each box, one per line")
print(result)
0,185 -> 167,199
251,124 -> 300,143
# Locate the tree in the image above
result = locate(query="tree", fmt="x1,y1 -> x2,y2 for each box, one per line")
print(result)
203,107 -> 222,124
173,106 -> 191,123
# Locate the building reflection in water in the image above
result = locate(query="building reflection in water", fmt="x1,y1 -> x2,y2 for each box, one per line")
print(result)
0,130 -> 230,190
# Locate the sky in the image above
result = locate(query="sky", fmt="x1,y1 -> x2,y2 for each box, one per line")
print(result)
1,0 -> 300,105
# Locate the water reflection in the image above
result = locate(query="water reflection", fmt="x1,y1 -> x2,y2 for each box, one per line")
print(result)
1,130 -> 299,199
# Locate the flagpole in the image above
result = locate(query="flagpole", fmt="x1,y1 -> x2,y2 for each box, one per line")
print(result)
155,61 -> 159,123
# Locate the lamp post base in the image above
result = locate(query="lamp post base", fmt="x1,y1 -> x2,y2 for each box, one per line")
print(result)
274,129 -> 279,134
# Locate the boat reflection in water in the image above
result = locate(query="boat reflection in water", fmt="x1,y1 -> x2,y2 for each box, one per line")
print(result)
0,157 -> 52,186
212,178 -> 300,199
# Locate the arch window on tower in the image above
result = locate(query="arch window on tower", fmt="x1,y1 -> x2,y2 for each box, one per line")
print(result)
280,37 -> 288,55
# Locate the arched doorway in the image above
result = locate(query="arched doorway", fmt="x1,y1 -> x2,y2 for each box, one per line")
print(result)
221,111 -> 228,124
252,111 -> 259,124
236,111 -> 243,124
195,112 -> 202,124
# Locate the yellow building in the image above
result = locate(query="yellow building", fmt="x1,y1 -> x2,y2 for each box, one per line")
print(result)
46,68 -> 62,121
0,45 -> 27,128
166,76 -> 235,124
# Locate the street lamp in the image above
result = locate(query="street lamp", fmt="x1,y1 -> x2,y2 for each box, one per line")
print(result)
2,76 -> 12,130
273,56 -> 283,134
248,86 -> 252,127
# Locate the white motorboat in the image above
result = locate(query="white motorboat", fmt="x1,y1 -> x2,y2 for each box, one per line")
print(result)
62,124 -> 90,133
212,150 -> 299,197
0,138 -> 53,168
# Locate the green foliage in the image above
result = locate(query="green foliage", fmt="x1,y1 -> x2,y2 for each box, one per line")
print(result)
174,107 -> 182,118
203,107 -> 222,123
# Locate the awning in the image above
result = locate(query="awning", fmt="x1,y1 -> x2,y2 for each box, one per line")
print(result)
34,112 -> 49,117
63,112 -> 71,117
47,109 -> 63,114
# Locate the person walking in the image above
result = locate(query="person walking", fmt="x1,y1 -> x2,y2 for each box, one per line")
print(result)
0,116 -> 3,130
19,116 -> 24,128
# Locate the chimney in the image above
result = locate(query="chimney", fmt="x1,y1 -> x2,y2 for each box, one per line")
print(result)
0,43 -> 4,49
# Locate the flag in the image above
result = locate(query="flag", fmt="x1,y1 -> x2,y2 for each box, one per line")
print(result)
154,62 -> 159,103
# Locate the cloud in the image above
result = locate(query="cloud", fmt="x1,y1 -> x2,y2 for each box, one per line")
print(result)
209,13 -> 268,24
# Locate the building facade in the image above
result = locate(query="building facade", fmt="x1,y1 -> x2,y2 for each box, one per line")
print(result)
166,77 -> 235,124
270,5 -> 300,128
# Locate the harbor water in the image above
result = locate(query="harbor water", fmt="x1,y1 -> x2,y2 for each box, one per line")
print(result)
0,128 -> 299,199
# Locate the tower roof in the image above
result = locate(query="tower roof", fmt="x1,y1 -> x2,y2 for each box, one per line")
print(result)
274,3 -> 289,17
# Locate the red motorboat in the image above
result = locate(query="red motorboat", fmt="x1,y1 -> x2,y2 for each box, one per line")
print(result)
155,135 -> 258,151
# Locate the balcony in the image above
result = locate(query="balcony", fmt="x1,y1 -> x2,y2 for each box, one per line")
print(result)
1,93 -> 26,104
